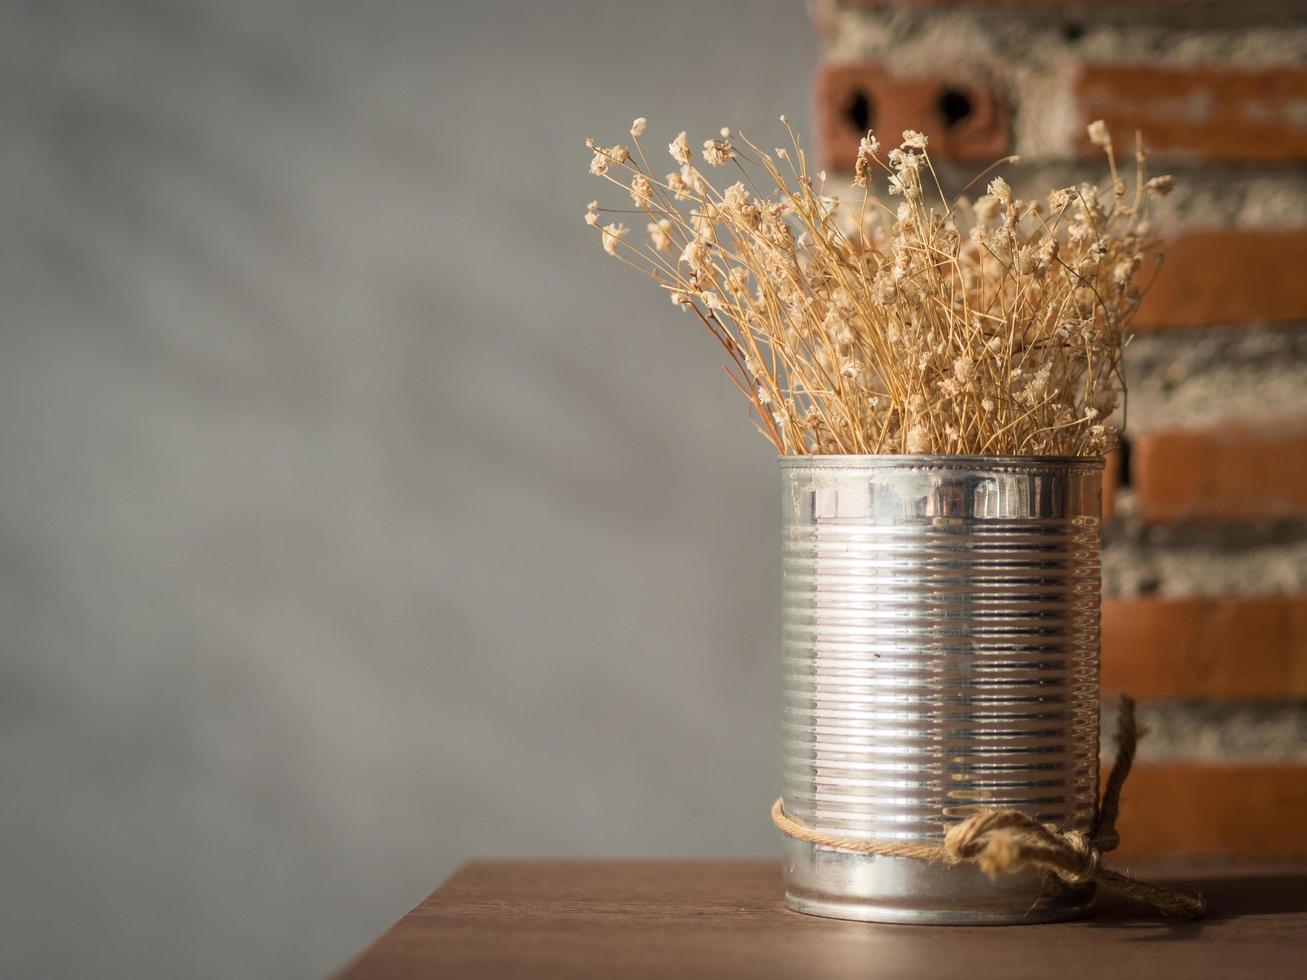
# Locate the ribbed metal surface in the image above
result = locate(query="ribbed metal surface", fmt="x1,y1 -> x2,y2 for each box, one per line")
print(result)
780,456 -> 1102,923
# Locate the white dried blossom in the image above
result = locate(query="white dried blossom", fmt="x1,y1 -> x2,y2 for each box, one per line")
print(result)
854,132 -> 880,188
1087,119 -> 1111,147
670,290 -> 692,309
665,170 -> 691,201
901,130 -> 928,150
987,177 -> 1012,206
888,147 -> 921,173
584,200 -> 599,226
669,131 -> 692,164
610,145 -> 630,165
629,174 -> 652,208
589,151 -> 610,176
630,117 -> 647,138
1076,183 -> 1104,225
700,290 -> 725,310
647,219 -> 673,251
702,137 -> 734,167
722,181 -> 750,212
680,238 -> 712,274
600,222 -> 628,255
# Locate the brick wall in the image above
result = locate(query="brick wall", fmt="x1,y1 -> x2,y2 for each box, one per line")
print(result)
813,0 -> 1307,857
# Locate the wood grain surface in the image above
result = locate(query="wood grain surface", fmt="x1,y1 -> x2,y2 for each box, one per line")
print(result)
336,859 -> 1307,979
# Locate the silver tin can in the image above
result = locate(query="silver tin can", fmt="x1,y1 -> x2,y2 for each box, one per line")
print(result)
780,456 -> 1102,924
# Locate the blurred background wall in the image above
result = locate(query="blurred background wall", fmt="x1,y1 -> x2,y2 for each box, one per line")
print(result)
1,2 -> 813,977
4,1 -> 1306,978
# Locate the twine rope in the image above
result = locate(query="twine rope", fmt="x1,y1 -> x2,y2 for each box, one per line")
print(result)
771,695 -> 1207,919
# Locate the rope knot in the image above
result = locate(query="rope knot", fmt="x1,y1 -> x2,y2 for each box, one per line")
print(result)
1058,830 -> 1100,885
942,810 -> 1099,884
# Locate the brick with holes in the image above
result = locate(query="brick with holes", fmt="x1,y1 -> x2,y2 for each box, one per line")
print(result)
815,63 -> 1010,168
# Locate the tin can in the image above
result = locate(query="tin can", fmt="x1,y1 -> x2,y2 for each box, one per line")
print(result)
780,456 -> 1102,924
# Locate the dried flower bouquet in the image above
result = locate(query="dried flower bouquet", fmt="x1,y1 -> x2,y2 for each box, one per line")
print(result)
585,117 -> 1172,457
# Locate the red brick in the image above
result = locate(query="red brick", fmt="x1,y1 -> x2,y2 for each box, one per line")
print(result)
815,63 -> 1010,168
1075,64 -> 1307,163
1102,597 -> 1307,700
1135,229 -> 1307,332
1110,764 -> 1307,857
1133,423 -> 1307,523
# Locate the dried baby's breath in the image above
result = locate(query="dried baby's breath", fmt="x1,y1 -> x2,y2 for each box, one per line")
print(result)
600,222 -> 628,256
702,135 -> 735,167
584,119 -> 1168,456
647,218 -> 673,251
668,131 -> 692,165
629,174 -> 652,208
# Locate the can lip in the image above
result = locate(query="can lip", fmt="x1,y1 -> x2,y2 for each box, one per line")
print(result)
779,453 -> 1105,470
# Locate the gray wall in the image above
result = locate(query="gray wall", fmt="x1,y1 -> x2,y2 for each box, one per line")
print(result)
0,2 -> 815,977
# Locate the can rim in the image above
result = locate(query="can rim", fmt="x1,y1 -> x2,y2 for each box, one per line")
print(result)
779,453 -> 1105,470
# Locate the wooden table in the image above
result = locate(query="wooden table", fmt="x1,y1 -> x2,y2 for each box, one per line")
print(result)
336,859 -> 1307,979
